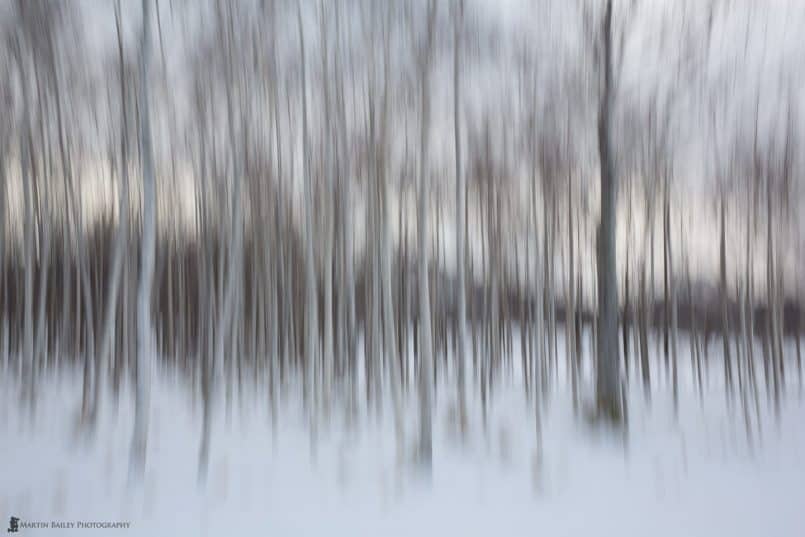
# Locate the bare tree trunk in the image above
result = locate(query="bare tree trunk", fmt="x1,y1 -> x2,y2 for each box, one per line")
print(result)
0,151 -> 5,373
314,3 -> 333,426
322,180 -> 334,415
568,171 -> 578,411
669,197 -> 678,414
766,167 -> 780,415
33,75 -> 51,404
453,0 -> 467,432
416,0 -> 437,474
663,182 -> 670,372
11,34 -> 32,409
596,0 -> 622,422
340,65 -> 356,417
130,0 -> 156,484
91,5 -> 130,429
49,28 -> 74,363
298,2 -> 319,425
200,0 -> 246,482
720,196 -> 732,401
21,111 -> 35,412
373,2 -> 403,447
685,245 -> 702,402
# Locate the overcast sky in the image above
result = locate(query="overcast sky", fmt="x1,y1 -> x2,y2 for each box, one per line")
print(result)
3,0 -> 803,296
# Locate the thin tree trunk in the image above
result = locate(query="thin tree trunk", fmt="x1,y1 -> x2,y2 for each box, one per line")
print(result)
720,196 -> 732,400
130,0 -> 156,484
416,0 -> 437,474
453,0 -> 467,432
298,2 -> 319,424
91,6 -> 130,429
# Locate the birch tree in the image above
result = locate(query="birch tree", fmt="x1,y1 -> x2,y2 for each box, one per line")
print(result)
130,0 -> 156,483
415,0 -> 437,473
298,0 -> 319,423
91,0 -> 130,430
595,0 -> 622,422
453,0 -> 468,432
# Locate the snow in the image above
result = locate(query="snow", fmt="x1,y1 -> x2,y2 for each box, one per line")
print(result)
1,335 -> 804,537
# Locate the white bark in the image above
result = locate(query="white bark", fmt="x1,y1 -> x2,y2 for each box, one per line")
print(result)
14,37 -> 35,410
130,0 -> 156,483
200,0 -> 246,482
92,5 -> 130,428
377,3 -> 403,446
416,0 -> 437,473
453,0 -> 468,431
298,1 -> 319,420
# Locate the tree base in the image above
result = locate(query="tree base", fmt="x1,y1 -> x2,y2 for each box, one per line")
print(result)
583,391 -> 628,430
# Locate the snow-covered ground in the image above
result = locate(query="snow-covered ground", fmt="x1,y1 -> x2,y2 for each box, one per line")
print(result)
2,335 -> 804,536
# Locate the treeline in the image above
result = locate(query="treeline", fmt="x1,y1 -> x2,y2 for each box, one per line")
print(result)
0,218 -> 803,367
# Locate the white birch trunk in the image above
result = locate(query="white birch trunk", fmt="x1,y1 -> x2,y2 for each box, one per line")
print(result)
453,0 -> 468,431
416,0 -> 437,474
298,2 -> 319,423
130,0 -> 156,483
92,7 -> 130,428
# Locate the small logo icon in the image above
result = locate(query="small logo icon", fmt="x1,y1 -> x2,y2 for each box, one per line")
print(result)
7,517 -> 19,533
